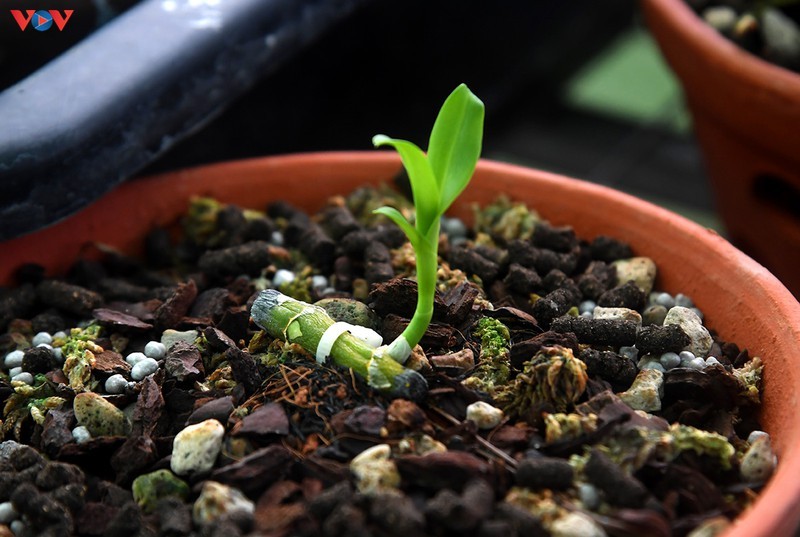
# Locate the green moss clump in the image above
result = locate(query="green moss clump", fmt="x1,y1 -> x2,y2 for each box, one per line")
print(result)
132,469 -> 190,513
473,195 -> 539,242
462,317 -> 511,395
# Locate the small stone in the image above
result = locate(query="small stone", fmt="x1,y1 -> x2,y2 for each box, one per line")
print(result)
0,501 -> 17,524
642,305 -> 668,326
619,346 -> 638,361
619,369 -> 664,412
171,419 -> 225,476
272,269 -> 295,287
31,332 -> 52,346
10,372 -> 33,385
748,430 -> 769,444
613,257 -> 657,294
161,329 -> 199,351
674,293 -> 694,308
664,306 -> 713,357
578,483 -> 600,510
762,7 -> 800,68
654,292 -> 675,309
350,444 -> 401,495
691,307 -> 704,321
703,5 -> 737,33
688,357 -> 706,370
740,434 -> 777,483
550,512 -> 607,537
4,350 -> 24,369
465,401 -> 504,430
10,520 -> 24,536
705,356 -> 721,367
73,392 -> 129,437
592,307 -> 642,326
131,357 -> 159,381
105,374 -> 128,394
72,426 -> 91,443
125,352 -> 148,366
660,352 -> 681,370
132,469 -> 190,513
144,341 -> 166,360
271,231 -> 284,246
442,216 -> 468,239
7,366 -> 21,377
311,275 -> 328,290
679,350 -> 696,365
192,481 -> 254,528
578,300 -> 596,315
640,361 -> 666,373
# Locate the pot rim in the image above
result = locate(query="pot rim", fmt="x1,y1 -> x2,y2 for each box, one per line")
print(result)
1,151 -> 799,536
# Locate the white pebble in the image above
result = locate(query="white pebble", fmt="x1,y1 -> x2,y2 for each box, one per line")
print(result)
272,269 -> 295,287
72,426 -> 91,444
350,444 -> 400,494
4,350 -> 24,369
655,292 -> 675,309
705,356 -> 722,367
442,216 -> 468,239
640,361 -> 666,373
37,343 -> 53,350
748,430 -> 769,444
31,332 -> 52,346
675,293 -> 694,308
105,374 -> 129,394
270,231 -> 284,246
10,520 -> 25,536
687,357 -> 706,370
466,401 -> 504,430
580,311 -> 593,318
11,372 -> 33,385
144,341 -> 167,360
0,501 -> 18,524
311,275 -> 328,290
52,331 -> 67,340
126,352 -> 148,366
131,358 -> 159,381
660,352 -> 681,370
740,435 -> 777,483
551,511 -> 606,537
52,347 -> 64,363
8,367 -> 22,378
578,483 -> 600,510
171,419 -> 225,475
679,350 -> 696,366
664,306 -> 712,357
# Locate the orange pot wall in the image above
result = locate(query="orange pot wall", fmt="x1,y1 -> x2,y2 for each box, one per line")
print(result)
1,153 -> 800,536
641,0 -> 800,297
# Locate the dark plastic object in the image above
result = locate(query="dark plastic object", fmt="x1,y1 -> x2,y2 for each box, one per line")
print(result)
0,0 -> 367,241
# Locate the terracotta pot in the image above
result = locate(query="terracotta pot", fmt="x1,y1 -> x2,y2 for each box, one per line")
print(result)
2,152 -> 800,535
640,0 -> 800,298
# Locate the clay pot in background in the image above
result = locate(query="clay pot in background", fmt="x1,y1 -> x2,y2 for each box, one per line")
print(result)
641,0 -> 800,297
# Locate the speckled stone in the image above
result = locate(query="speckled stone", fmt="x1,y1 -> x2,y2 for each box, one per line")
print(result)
314,298 -> 380,330
466,401 -> 504,430
132,469 -> 190,513
619,369 -> 664,412
349,444 -> 400,495
192,481 -> 254,527
740,435 -> 777,483
592,307 -> 642,326
73,392 -> 129,437
613,257 -> 656,294
170,419 -> 225,476
161,329 -> 199,351
664,306 -> 712,357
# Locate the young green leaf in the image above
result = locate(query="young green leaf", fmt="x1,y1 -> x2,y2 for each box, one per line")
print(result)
372,206 -> 423,248
372,135 -> 439,236
427,83 -> 485,213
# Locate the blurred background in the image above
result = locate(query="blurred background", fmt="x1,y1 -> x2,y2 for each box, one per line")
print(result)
0,0 -> 717,236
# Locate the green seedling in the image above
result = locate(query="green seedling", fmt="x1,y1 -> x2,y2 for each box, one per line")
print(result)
373,83 -> 484,363
251,84 -> 484,398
